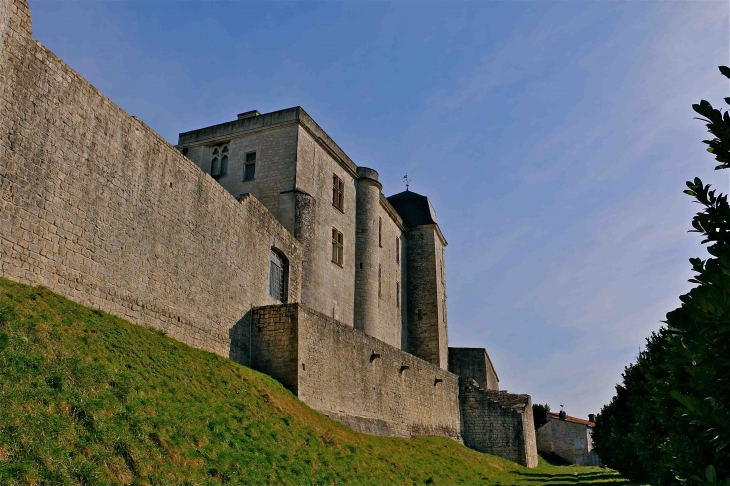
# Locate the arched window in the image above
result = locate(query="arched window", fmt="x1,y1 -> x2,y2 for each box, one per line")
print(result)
269,249 -> 288,302
210,144 -> 229,178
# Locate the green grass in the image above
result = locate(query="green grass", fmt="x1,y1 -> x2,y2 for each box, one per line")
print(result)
0,278 -> 633,485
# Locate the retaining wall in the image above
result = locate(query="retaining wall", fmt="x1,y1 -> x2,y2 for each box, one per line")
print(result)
251,304 -> 462,440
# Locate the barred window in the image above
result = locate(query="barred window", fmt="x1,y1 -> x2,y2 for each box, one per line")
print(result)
244,152 -> 256,181
210,144 -> 229,178
269,249 -> 287,302
331,228 -> 344,266
332,175 -> 344,211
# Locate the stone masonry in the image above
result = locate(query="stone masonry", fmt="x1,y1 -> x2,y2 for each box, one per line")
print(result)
251,304 -> 461,440
460,379 -> 539,468
0,0 -> 538,467
0,0 -> 301,362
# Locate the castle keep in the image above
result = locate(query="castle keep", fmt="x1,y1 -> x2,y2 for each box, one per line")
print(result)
0,0 -> 537,467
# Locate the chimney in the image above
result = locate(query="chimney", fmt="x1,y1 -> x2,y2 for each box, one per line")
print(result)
588,414 -> 596,423
237,110 -> 261,120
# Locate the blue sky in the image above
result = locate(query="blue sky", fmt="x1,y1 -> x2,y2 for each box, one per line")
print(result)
31,0 -> 729,419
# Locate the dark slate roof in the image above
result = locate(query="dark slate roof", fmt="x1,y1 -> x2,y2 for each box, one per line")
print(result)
386,190 -> 439,228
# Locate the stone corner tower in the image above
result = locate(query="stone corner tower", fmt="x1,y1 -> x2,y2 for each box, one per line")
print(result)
387,190 -> 448,370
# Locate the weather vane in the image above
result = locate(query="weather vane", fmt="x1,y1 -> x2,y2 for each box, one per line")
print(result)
403,173 -> 411,191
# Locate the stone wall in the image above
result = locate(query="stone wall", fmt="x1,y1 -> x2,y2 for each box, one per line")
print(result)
295,124 -> 357,325
185,123 -> 300,229
0,0 -> 301,363
377,195 -> 407,349
449,347 -> 499,390
406,227 -> 448,369
459,379 -> 538,468
251,303 -> 462,440
535,418 -> 599,466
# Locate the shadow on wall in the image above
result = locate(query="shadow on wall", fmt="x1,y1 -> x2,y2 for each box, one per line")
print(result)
228,310 -> 253,366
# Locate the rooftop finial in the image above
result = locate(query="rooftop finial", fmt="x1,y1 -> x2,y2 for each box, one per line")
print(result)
403,173 -> 410,191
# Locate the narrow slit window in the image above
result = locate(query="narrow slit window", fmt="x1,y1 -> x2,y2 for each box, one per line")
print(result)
244,152 -> 256,181
378,217 -> 382,247
396,237 -> 400,263
396,281 -> 400,308
378,264 -> 382,297
417,308 -> 423,321
331,228 -> 344,266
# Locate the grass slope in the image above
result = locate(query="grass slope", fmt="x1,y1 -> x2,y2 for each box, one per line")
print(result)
0,278 -> 630,485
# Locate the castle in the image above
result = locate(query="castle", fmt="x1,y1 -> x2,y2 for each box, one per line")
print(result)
0,0 -> 538,467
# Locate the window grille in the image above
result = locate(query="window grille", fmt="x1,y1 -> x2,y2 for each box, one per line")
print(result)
332,175 -> 344,211
331,228 -> 344,266
269,250 -> 285,301
244,152 -> 256,181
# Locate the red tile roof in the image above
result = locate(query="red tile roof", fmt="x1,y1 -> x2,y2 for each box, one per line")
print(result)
547,412 -> 595,427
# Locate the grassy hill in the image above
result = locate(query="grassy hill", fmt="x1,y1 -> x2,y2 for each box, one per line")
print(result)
0,278 -> 630,485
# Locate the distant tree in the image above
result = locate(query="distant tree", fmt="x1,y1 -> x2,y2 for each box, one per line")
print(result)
532,403 -> 550,430
593,66 -> 730,485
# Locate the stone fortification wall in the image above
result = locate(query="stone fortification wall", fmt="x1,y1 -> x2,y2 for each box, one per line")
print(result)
459,379 -> 538,467
449,347 -> 499,390
0,0 -> 301,362
251,303 -> 462,441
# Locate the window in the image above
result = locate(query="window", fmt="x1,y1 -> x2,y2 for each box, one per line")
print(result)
244,152 -> 256,181
574,438 -> 582,449
378,217 -> 382,247
331,228 -> 344,266
396,237 -> 400,263
269,249 -> 287,302
210,144 -> 229,178
332,174 -> 344,211
416,308 -> 423,321
378,264 -> 382,297
396,281 -> 400,308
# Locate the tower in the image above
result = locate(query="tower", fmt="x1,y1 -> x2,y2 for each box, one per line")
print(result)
354,167 -> 382,339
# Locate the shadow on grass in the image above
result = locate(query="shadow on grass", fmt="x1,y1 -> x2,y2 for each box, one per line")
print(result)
511,470 -> 633,485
